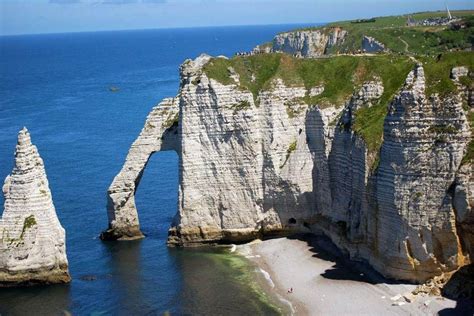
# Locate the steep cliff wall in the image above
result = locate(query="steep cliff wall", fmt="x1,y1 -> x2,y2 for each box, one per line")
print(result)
0,128 -> 70,286
105,52 -> 473,282
362,36 -> 386,53
272,27 -> 347,57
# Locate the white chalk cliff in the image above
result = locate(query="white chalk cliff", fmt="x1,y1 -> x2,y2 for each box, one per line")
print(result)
362,36 -> 386,53
0,128 -> 70,286
104,54 -> 473,283
271,27 -> 347,57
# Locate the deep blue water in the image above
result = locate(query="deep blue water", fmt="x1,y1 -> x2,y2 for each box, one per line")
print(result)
0,25 -> 312,315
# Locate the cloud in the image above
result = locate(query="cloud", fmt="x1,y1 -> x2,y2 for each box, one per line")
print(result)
49,0 -> 81,3
101,0 -> 138,4
45,0 -> 173,4
100,0 -> 166,4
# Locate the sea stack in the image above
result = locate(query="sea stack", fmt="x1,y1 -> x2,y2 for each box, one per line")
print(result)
0,128 -> 70,286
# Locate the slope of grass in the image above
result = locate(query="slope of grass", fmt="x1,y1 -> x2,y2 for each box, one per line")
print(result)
462,110 -> 474,165
204,54 -> 414,107
203,54 -> 281,101
419,51 -> 474,96
462,105 -> 474,164
354,51 -> 473,156
351,58 -> 414,153
203,51 -> 471,159
296,11 -> 474,55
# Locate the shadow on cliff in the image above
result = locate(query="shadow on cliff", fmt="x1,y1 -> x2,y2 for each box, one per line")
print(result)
438,300 -> 474,316
438,264 -> 474,316
287,233 -> 403,285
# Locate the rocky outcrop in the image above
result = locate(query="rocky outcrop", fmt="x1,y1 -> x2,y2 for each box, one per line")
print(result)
102,98 -> 180,240
105,54 -> 472,282
362,36 -> 386,53
0,128 -> 70,286
252,44 -> 272,55
272,28 -> 347,57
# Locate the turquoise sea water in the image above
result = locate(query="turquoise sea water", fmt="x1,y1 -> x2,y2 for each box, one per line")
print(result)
0,25 -> 313,315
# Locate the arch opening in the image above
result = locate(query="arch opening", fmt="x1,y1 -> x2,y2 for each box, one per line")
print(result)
135,150 -> 179,240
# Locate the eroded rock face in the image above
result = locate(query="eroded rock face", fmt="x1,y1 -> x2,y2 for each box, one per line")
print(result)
272,28 -> 347,57
106,55 -> 472,282
0,128 -> 70,286
362,36 -> 386,53
102,98 -> 180,240
371,65 -> 470,281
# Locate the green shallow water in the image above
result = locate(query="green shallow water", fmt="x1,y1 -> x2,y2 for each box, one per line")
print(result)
172,247 -> 287,315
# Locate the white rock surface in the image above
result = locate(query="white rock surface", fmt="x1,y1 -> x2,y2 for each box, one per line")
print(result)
362,36 -> 386,53
105,55 -> 472,283
309,85 -> 325,97
272,27 -> 347,57
451,66 -> 469,80
0,128 -> 70,286
370,65 -> 470,281
102,98 -> 180,240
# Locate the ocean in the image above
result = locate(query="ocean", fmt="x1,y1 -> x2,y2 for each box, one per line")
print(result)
0,24 -> 313,315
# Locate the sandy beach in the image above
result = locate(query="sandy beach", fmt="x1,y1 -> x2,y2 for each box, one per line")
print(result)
237,235 -> 472,316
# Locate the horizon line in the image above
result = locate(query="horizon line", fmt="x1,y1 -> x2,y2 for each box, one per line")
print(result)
0,21 -> 325,38
1,8 -> 472,38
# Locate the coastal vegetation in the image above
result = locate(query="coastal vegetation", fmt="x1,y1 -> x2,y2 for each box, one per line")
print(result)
320,10 -> 473,55
163,112 -> 179,129
204,50 -> 471,155
204,53 -> 414,108
19,215 -> 37,241
280,140 -> 297,168
463,110 -> 474,164
231,100 -> 252,113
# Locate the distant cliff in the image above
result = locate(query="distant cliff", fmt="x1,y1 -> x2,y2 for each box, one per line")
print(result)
270,27 -> 347,57
103,48 -> 473,283
262,11 -> 473,56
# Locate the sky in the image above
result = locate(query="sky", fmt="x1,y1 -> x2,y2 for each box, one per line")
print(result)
0,0 -> 473,35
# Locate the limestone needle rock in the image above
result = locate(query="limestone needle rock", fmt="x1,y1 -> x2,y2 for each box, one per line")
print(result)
0,128 -> 70,286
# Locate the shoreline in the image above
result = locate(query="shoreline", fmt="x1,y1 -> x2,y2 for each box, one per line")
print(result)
236,234 -> 467,315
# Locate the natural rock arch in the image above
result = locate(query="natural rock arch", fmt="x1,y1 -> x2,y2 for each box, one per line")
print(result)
101,98 -> 180,241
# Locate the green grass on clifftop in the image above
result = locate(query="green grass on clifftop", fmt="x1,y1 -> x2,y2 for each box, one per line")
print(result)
419,51 -> 474,96
351,59 -> 414,154
204,53 -> 414,155
203,54 -> 414,107
203,50 -> 473,161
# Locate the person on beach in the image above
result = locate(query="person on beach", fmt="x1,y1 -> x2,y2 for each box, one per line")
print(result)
288,288 -> 293,293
